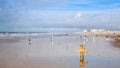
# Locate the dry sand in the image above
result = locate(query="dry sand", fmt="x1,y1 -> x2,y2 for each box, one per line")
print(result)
0,33 -> 120,68
111,40 -> 120,48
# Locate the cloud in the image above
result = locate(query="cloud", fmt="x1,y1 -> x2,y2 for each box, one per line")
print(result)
66,11 -> 82,23
74,12 -> 81,20
0,0 -> 120,32
1,8 -> 120,31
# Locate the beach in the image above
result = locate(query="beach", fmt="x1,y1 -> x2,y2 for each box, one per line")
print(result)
0,31 -> 120,68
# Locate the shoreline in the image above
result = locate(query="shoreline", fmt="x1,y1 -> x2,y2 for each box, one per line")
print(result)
0,29 -> 120,48
0,30 -> 120,68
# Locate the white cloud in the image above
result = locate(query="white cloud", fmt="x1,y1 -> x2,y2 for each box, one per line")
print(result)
1,8 -> 120,31
15,8 -> 120,28
74,12 -> 81,20
10,8 -> 120,25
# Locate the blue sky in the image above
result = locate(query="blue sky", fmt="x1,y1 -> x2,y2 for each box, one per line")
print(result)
0,0 -> 120,32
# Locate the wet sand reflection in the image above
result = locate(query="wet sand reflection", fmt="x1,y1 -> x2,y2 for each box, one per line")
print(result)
80,56 -> 88,67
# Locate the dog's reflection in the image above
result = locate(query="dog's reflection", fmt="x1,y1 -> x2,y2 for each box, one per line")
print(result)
80,56 -> 88,67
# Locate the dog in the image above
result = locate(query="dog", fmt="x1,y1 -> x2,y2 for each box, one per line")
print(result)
79,44 -> 88,56
79,44 -> 88,67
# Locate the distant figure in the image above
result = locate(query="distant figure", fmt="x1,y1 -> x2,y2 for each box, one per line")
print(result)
84,35 -> 87,37
50,35 -> 54,46
79,44 -> 88,56
28,38 -> 31,45
28,38 -> 31,41
96,35 -> 98,37
106,35 -> 109,38
83,35 -> 86,39
50,35 -> 54,40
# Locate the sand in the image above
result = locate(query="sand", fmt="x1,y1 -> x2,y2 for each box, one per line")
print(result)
111,40 -> 120,48
0,33 -> 120,68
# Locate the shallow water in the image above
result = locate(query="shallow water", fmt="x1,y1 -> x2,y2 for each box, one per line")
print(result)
0,34 -> 120,68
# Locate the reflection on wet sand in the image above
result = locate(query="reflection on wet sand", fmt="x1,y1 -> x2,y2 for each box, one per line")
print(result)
80,56 -> 88,67
51,38 -> 54,46
79,44 -> 88,67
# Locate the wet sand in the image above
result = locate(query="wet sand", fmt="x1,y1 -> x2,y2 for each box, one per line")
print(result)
0,33 -> 120,68
111,40 -> 120,48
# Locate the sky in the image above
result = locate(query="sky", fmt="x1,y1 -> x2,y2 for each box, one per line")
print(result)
0,0 -> 120,32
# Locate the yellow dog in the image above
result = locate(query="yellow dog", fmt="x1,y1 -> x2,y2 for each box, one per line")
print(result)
79,44 -> 88,67
79,44 -> 88,56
